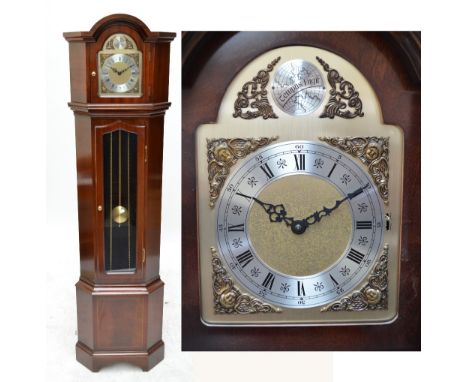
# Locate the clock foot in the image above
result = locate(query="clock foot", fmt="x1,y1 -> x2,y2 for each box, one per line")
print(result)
76,340 -> 165,372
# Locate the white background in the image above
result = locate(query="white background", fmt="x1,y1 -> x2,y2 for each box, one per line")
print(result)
0,0 -> 464,381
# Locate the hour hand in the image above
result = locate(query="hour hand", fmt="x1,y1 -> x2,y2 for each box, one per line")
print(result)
236,192 -> 290,224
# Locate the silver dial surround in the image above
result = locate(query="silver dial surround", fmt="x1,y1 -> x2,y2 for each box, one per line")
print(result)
216,141 -> 384,308
271,59 -> 326,116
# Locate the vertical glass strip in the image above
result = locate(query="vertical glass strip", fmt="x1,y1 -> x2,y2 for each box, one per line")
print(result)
103,129 -> 137,273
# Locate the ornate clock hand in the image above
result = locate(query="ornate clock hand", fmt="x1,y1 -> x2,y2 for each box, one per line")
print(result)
236,192 -> 293,224
286,184 -> 368,235
237,184 -> 368,235
117,65 -> 134,75
304,183 -> 369,227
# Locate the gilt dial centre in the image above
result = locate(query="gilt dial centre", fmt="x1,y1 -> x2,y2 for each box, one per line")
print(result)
247,175 -> 352,277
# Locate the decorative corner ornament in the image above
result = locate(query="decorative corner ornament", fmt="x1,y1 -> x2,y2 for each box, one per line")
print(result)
207,137 -> 278,208
321,244 -> 389,312
211,247 -> 281,314
319,136 -> 389,204
233,57 -> 281,120
316,56 -> 364,119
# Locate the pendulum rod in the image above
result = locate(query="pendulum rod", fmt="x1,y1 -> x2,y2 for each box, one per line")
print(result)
118,130 -> 122,227
127,133 -> 131,269
109,131 -> 113,271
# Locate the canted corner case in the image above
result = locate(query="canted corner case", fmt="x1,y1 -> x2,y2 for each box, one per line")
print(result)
195,45 -> 404,327
64,14 -> 175,371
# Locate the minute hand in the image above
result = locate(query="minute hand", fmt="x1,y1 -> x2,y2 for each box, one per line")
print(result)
304,184 -> 369,227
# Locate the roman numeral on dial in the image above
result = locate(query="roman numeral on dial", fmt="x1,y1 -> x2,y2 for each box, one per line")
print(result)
260,163 -> 274,179
329,274 -> 339,286
347,248 -> 365,264
327,163 -> 337,178
297,281 -> 306,296
356,221 -> 373,230
261,272 -> 275,290
235,250 -> 253,268
294,154 -> 306,171
228,223 -> 245,232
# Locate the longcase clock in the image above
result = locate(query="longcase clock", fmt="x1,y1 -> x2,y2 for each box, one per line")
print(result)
64,14 -> 175,371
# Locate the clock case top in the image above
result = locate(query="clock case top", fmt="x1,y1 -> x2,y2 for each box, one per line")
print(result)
64,14 -> 175,109
182,32 -> 420,350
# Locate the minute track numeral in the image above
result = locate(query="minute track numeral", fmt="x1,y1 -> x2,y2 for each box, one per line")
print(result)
261,272 -> 275,290
294,154 -> 306,171
260,163 -> 274,179
347,248 -> 365,264
227,223 -> 245,232
235,250 -> 253,268
356,220 -> 373,230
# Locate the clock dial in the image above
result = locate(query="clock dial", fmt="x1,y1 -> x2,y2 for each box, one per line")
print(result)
100,53 -> 140,94
193,45 -> 405,328
216,141 -> 384,308
98,33 -> 142,97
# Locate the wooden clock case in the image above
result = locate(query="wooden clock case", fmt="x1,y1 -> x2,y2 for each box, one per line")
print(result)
64,15 -> 175,371
182,32 -> 420,350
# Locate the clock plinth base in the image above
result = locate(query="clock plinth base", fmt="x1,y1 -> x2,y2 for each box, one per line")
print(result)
75,278 -> 165,372
76,340 -> 164,372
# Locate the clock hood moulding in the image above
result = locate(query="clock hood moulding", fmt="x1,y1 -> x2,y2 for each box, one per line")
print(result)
64,14 -> 175,107
63,14 -> 176,43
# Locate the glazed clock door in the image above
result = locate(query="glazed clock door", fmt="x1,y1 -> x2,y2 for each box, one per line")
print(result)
95,121 -> 146,283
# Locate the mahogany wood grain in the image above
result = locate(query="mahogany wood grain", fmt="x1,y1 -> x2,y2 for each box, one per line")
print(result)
65,14 -> 174,371
182,31 -> 421,351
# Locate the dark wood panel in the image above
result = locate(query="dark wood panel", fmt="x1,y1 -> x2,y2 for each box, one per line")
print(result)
75,278 -> 164,370
145,116 -> 165,280
74,114 -> 96,283
95,295 -> 146,350
67,42 -> 88,102
182,31 -> 421,351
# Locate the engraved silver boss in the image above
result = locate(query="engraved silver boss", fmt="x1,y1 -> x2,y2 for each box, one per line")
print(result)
272,59 -> 326,115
